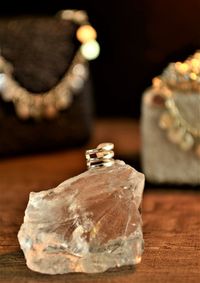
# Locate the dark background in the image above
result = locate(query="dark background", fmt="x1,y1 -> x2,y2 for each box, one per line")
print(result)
1,0 -> 200,117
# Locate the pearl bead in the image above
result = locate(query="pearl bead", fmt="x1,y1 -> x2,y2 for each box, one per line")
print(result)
72,64 -> 88,79
74,11 -> 88,23
76,25 -> 97,43
70,76 -> 84,92
80,40 -> 100,60
60,10 -> 74,20
167,127 -> 185,144
180,133 -> 194,151
0,73 -> 5,92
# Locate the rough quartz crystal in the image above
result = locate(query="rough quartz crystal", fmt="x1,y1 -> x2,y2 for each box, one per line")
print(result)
18,160 -> 145,274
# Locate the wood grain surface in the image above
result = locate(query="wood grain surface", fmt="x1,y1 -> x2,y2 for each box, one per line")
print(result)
0,119 -> 200,283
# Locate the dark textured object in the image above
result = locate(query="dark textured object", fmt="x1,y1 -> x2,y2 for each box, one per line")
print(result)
0,16 -> 93,157
1,1 -> 200,117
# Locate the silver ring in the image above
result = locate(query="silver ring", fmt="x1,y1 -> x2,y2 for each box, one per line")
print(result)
86,142 -> 115,169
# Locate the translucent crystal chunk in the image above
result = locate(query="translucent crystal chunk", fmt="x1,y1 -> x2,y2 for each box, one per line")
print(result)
18,160 -> 145,274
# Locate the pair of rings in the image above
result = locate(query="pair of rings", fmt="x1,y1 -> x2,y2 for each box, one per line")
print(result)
85,143 -> 115,169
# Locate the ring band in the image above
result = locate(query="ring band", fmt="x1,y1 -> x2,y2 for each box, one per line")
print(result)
86,143 -> 115,169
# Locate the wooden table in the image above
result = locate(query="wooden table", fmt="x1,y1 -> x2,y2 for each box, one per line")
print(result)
0,119 -> 200,283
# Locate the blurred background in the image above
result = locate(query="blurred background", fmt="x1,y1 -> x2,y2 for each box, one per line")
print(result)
1,0 -> 200,118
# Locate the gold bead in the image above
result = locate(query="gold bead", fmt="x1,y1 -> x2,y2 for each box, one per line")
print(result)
152,77 -> 162,88
44,105 -> 57,119
195,144 -> 200,158
194,51 -> 200,59
16,103 -> 30,120
176,63 -> 189,74
56,93 -> 72,110
189,72 -> 197,80
34,96 -> 43,108
76,25 -> 97,43
191,58 -> 199,69
159,112 -> 174,129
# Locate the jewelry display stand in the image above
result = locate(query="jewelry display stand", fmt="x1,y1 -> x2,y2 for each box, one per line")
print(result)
0,10 -> 98,156
141,52 -> 200,184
